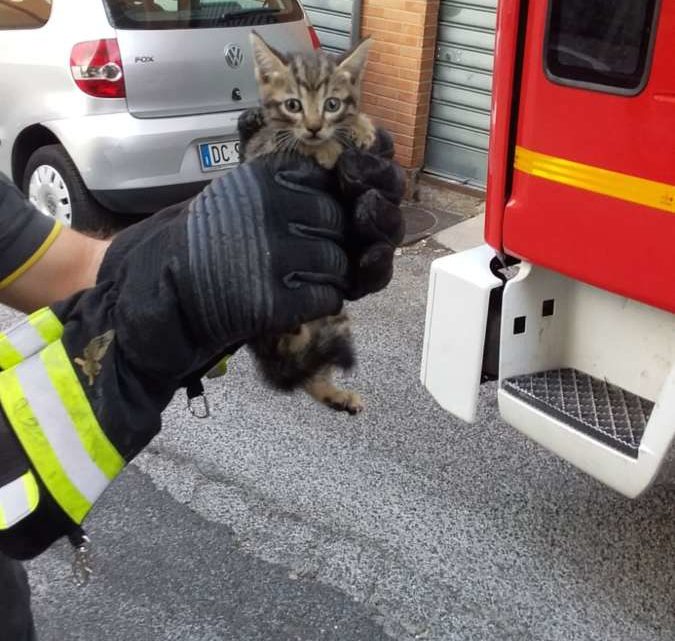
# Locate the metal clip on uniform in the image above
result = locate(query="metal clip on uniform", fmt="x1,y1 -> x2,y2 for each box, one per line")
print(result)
68,526 -> 93,587
186,379 -> 210,419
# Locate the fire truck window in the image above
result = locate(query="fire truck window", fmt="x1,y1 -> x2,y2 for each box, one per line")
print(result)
545,0 -> 659,93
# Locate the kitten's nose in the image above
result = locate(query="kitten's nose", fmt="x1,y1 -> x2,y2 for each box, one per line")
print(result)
306,125 -> 322,137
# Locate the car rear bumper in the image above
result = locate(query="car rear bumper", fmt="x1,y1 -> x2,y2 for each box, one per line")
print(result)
43,109 -> 242,212
91,181 -> 209,214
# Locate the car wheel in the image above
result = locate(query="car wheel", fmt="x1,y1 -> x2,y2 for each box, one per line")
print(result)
23,144 -> 116,234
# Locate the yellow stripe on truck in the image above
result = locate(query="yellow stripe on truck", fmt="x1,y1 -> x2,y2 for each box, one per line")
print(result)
515,146 -> 675,214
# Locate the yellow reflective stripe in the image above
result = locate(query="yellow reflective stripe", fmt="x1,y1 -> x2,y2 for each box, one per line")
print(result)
0,222 -> 63,291
22,472 -> 39,509
0,307 -> 63,370
28,308 -> 63,345
40,341 -> 124,480
0,367 -> 91,524
0,333 -> 22,370
515,146 -> 675,214
0,472 -> 40,530
206,355 -> 230,379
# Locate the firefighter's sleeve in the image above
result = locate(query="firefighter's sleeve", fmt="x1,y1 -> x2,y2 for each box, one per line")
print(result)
0,155 -> 352,560
0,173 -> 62,292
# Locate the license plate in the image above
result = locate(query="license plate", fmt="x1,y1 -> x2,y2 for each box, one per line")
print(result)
198,139 -> 240,172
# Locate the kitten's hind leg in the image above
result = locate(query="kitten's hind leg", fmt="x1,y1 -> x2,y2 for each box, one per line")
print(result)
305,367 -> 364,415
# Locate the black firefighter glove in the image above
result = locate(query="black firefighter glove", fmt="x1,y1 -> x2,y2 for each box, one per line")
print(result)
337,128 -> 407,300
97,154 -> 350,378
0,155 -> 351,560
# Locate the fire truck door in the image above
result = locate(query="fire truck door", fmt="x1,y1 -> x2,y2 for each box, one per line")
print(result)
502,0 -> 675,313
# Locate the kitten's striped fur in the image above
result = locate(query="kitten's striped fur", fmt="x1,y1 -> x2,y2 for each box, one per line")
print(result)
244,32 -> 374,414
246,32 -> 375,169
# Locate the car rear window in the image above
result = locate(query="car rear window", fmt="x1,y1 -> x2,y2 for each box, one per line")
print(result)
103,0 -> 303,29
0,0 -> 52,29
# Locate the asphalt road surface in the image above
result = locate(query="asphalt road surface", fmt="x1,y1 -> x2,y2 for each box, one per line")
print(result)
2,245 -> 673,641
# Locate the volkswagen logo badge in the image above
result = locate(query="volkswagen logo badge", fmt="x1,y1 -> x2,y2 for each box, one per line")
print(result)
224,44 -> 244,69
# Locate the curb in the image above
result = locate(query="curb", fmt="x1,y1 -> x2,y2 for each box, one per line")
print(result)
431,213 -> 485,253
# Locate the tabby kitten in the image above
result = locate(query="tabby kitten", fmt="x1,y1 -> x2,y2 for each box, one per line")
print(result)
246,32 -> 375,169
243,32 -> 375,414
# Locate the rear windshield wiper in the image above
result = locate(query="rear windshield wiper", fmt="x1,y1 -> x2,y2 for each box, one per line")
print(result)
213,7 -> 281,23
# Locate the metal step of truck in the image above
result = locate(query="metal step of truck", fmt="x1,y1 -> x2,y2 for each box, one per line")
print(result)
497,261 -> 675,498
502,369 -> 653,458
420,247 -> 675,497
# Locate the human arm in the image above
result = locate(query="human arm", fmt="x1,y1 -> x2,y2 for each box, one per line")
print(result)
0,174 -> 110,313
0,156 -> 354,559
0,143 -> 404,560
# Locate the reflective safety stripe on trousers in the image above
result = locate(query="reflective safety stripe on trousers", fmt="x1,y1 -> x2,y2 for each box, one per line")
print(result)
0,340 -> 125,524
0,472 -> 39,529
0,308 -> 63,371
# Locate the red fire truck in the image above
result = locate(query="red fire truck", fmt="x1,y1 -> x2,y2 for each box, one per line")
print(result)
420,0 -> 674,497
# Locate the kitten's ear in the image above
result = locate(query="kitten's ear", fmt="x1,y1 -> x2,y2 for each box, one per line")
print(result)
336,37 -> 372,84
250,31 -> 288,82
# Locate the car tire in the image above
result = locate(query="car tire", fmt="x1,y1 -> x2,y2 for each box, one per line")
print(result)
22,144 -> 117,234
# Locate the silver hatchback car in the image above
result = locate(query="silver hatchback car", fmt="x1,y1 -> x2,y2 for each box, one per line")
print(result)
0,0 -> 317,230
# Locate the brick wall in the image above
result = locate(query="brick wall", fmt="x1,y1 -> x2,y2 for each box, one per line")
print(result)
359,0 -> 440,171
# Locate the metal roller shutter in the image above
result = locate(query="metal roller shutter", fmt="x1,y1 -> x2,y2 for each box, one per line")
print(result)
303,0 -> 354,54
425,0 -> 497,188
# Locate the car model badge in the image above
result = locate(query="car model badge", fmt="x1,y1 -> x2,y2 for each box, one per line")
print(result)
225,44 -> 244,69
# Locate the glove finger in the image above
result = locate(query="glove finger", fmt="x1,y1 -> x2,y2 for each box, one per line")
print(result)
353,189 -> 405,247
289,193 -> 343,236
275,162 -> 337,195
277,237 -> 349,291
337,149 -> 407,204
368,127 -> 396,159
274,283 -> 344,332
346,242 -> 395,301
288,220 -> 343,244
247,155 -> 344,233
273,176 -> 343,233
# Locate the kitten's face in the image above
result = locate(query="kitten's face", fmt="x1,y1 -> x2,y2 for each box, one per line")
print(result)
250,33 -> 371,149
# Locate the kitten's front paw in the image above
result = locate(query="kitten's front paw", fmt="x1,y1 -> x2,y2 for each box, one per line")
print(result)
238,107 -> 266,132
237,108 -> 267,160
314,140 -> 343,169
352,115 -> 377,150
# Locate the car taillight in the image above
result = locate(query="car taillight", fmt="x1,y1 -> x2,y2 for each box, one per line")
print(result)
70,39 -> 126,99
307,25 -> 321,50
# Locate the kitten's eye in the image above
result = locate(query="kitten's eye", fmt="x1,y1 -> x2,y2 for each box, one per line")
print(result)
324,97 -> 342,113
284,99 -> 303,113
